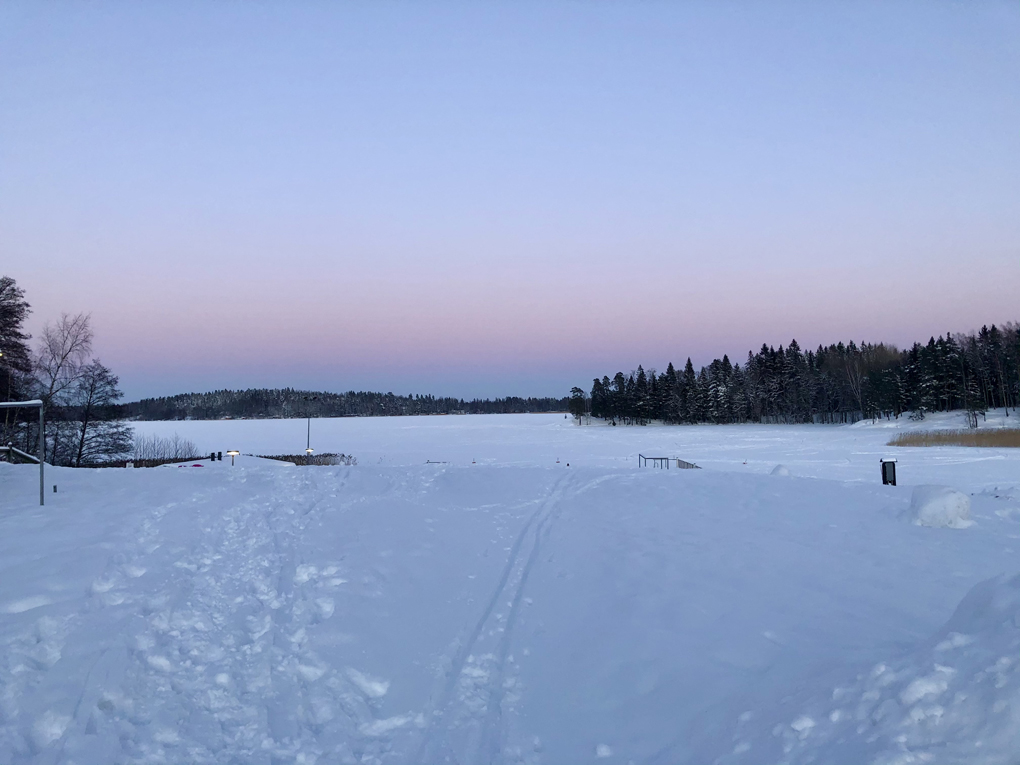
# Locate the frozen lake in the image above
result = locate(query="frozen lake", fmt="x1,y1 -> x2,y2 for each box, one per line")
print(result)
132,410 -> 1020,491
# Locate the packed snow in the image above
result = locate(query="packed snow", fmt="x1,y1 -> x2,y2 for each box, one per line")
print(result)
2,411 -> 1020,764
910,485 -> 973,529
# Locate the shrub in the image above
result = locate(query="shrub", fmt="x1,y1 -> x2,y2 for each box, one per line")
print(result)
133,433 -> 201,463
888,429 -> 1020,448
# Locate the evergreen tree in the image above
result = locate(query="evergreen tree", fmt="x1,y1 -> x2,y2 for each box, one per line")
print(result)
680,359 -> 697,423
578,319 -> 1019,426
0,276 -> 32,406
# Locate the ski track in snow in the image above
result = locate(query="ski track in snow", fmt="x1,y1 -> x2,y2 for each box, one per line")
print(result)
414,472 -> 575,765
0,465 -> 610,765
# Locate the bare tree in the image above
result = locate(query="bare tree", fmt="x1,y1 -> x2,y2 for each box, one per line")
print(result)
34,313 -> 93,460
35,313 -> 93,403
67,360 -> 132,466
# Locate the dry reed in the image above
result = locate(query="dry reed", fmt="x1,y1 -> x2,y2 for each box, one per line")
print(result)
888,429 -> 1020,448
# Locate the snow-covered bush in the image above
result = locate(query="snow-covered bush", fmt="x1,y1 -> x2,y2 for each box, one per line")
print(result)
910,485 -> 971,528
771,464 -> 791,476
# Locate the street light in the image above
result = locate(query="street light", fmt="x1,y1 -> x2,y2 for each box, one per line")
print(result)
226,450 -> 240,466
302,395 -> 319,456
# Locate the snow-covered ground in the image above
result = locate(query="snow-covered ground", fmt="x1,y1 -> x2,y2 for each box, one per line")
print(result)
2,413 -> 1020,764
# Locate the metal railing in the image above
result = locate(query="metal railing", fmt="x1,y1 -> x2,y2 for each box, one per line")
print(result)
0,444 -> 40,463
638,454 -> 701,470
0,399 -> 45,505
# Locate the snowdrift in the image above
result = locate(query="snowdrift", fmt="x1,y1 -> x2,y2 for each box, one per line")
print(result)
910,484 -> 972,528
723,573 -> 1020,765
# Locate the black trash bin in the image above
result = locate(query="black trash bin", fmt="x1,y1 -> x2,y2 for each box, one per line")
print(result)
881,458 -> 897,486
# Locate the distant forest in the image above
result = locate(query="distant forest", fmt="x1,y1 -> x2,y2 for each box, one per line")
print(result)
120,389 -> 569,420
574,323 -> 1020,426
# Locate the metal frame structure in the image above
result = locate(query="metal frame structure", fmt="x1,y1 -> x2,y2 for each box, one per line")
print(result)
0,399 -> 44,505
638,454 -> 701,470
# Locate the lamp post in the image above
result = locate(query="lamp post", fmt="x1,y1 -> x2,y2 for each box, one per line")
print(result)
302,395 -> 319,458
226,450 -> 240,466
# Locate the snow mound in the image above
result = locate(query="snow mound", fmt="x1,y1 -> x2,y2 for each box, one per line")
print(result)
910,485 -> 972,528
723,573 -> 1020,764
771,464 -> 791,476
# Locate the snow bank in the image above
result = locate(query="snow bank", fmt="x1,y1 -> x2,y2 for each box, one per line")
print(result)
771,464 -> 791,476
910,485 -> 972,528
723,573 -> 1020,764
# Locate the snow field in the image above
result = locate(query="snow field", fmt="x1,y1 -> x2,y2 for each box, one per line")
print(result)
2,413 -> 1020,763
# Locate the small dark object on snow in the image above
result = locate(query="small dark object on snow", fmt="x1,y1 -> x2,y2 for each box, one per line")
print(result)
881,459 -> 897,486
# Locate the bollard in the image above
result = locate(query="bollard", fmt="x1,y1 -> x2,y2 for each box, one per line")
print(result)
53,485 -> 57,493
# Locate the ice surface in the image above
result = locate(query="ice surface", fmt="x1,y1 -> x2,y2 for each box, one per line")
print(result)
911,485 -> 972,528
2,412 -> 1020,764
130,408 -> 1020,490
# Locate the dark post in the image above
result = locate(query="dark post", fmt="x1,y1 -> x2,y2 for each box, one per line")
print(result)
217,451 -> 222,461
881,459 -> 897,486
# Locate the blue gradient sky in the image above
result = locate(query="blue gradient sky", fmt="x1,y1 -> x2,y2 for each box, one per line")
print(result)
2,2 -> 1018,401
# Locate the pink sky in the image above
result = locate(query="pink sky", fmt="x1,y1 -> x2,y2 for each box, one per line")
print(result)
3,2 -> 1018,399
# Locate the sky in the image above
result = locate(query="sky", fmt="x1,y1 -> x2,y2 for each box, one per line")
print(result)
2,1 -> 1018,401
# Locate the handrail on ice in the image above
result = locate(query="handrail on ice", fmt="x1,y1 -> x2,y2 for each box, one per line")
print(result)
638,454 -> 701,470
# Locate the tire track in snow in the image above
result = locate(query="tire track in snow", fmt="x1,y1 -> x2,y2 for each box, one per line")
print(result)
414,473 -> 577,765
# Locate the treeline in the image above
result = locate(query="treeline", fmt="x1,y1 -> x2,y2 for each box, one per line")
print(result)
121,388 -> 569,420
1,276 -> 131,466
575,324 -> 1020,426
